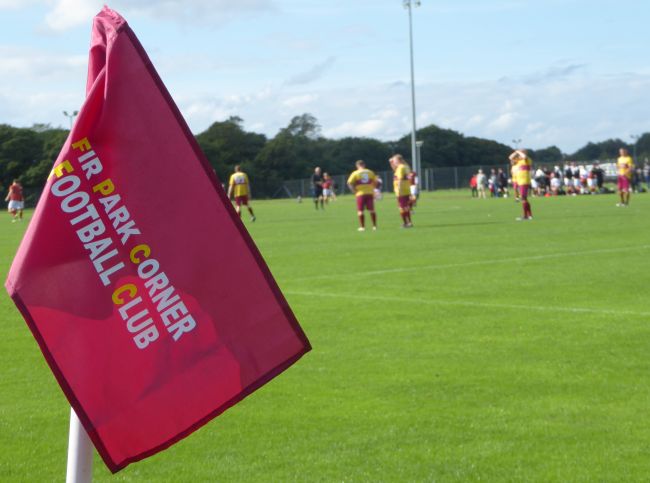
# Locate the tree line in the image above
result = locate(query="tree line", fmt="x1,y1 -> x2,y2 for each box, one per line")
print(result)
2,114 -> 649,200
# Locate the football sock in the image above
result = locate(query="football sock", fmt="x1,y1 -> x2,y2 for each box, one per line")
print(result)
358,214 -> 365,228
370,212 -> 377,227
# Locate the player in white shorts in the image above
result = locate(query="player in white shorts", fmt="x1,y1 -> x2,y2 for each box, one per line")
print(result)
5,179 -> 24,222
374,176 -> 383,200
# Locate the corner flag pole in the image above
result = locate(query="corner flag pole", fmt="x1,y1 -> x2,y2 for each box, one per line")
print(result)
66,408 -> 93,483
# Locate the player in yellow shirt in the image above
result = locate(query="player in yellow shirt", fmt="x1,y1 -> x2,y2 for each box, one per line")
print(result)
509,149 -> 533,220
347,160 -> 378,231
616,148 -> 635,207
389,154 -> 413,228
227,165 -> 256,221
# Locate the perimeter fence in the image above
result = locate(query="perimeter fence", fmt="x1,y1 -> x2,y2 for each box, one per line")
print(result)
279,165 -> 496,199
278,161 -> 622,199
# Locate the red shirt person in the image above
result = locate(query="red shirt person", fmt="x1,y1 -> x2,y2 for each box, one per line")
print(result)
5,179 -> 24,222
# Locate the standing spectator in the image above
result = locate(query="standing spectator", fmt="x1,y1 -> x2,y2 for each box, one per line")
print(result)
311,167 -> 324,210
469,174 -> 478,198
489,168 -> 498,197
550,173 -> 562,196
643,160 -> 650,190
534,166 -> 546,196
476,169 -> 487,199
408,169 -> 419,208
572,163 -> 582,194
322,173 -> 334,203
587,167 -> 597,194
592,163 -> 604,192
347,160 -> 378,231
5,179 -> 24,223
564,163 -> 574,195
632,167 -> 642,193
374,175 -> 384,200
498,168 -> 509,197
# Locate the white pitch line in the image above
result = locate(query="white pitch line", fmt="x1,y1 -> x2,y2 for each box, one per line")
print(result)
290,244 -> 650,282
285,290 -> 650,318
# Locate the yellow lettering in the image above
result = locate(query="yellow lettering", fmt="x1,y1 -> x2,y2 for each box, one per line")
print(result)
130,244 -> 151,264
112,284 -> 137,305
93,179 -> 115,196
72,137 -> 91,152
48,160 -> 73,180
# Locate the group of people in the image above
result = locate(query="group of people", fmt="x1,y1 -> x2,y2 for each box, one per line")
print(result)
9,146 -> 644,227
470,150 -> 535,220
221,157 -> 419,231
471,168 -> 510,199
345,155 -> 419,231
310,167 -> 338,209
470,147 -> 642,219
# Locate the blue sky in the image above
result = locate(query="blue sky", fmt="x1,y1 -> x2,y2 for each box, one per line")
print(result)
0,0 -> 649,152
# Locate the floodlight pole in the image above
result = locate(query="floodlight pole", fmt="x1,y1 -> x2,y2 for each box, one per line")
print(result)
404,0 -> 420,176
630,134 -> 640,160
63,110 -> 79,130
416,140 -> 424,188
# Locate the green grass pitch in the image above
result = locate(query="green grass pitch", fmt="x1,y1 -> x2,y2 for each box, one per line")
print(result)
1,190 -> 649,481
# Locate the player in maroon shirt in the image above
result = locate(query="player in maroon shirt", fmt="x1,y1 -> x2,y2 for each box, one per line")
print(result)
5,179 -> 24,222
407,170 -> 419,208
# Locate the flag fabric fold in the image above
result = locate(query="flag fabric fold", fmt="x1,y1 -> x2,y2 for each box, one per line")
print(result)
5,6 -> 310,473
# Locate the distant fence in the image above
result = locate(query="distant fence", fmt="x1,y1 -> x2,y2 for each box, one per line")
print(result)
279,161 -> 623,199
280,164 -> 508,198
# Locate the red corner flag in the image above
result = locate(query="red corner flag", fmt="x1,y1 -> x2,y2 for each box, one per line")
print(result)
5,6 -> 310,473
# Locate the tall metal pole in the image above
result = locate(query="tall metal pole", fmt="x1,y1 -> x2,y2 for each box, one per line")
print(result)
63,110 -> 79,130
405,1 -> 420,176
630,134 -> 640,160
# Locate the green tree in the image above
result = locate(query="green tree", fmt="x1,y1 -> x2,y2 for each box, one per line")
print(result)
570,139 -> 628,161
529,146 -> 563,166
195,116 -> 267,183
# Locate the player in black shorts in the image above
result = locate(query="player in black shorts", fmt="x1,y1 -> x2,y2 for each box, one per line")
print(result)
311,166 -> 324,209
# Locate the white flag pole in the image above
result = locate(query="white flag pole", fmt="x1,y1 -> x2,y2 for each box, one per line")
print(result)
66,408 -> 93,483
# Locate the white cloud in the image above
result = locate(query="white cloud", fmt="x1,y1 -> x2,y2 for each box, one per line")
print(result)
43,0 -> 101,31
324,119 -> 388,138
282,94 -> 319,109
0,0 -> 40,8
486,112 -> 520,133
40,0 -> 277,31
0,46 -> 86,79
323,108 -> 405,138
285,56 -> 336,85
